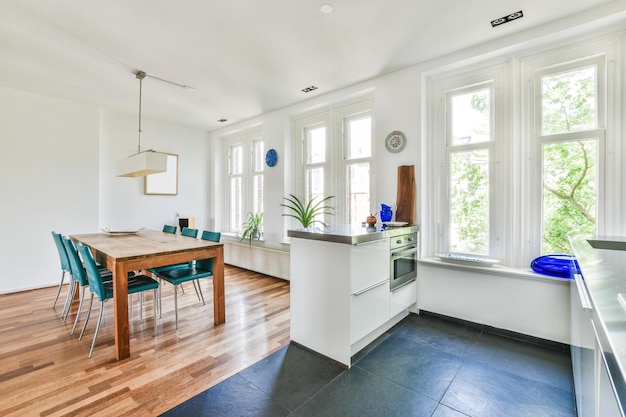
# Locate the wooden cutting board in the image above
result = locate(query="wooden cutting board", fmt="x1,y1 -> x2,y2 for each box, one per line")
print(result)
395,165 -> 415,224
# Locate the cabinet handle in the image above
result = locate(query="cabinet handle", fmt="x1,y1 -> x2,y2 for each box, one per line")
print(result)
573,273 -> 593,311
391,247 -> 418,258
352,279 -> 388,296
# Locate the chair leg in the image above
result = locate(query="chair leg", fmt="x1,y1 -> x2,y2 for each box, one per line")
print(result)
62,280 -> 77,322
139,293 -> 144,321
71,286 -> 86,335
88,301 -> 105,358
174,284 -> 179,330
192,280 -> 202,302
195,280 -> 205,305
61,280 -> 72,319
52,270 -> 67,308
79,293 -> 95,340
158,280 -> 163,319
153,289 -> 157,336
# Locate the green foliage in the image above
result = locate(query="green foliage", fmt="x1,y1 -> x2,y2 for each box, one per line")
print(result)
281,194 -> 335,229
541,67 -> 596,134
450,150 -> 489,254
240,212 -> 263,247
542,140 -> 596,253
450,67 -> 598,256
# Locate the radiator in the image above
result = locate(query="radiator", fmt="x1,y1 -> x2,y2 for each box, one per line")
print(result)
223,241 -> 290,280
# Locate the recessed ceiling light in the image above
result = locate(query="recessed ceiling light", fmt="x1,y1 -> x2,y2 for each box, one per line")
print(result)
320,4 -> 334,14
490,10 -> 523,27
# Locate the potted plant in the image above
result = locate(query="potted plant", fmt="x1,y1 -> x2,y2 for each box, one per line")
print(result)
240,212 -> 263,247
281,194 -> 335,229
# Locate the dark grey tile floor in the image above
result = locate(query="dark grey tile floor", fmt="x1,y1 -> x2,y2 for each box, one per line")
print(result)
161,312 -> 577,417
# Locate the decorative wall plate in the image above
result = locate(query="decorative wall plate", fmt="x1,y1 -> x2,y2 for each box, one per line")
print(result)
265,148 -> 278,167
385,131 -> 406,153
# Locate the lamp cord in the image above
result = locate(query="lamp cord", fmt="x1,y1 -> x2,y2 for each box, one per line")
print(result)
136,71 -> 146,154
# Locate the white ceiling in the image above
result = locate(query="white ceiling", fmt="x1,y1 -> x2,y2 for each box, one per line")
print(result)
0,0 -> 622,131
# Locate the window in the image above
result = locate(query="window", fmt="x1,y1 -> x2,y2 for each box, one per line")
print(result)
428,67 -> 504,260
293,98 -> 374,227
344,114 -> 372,225
224,128 -> 264,234
448,85 -> 493,254
537,61 -> 603,254
427,38 -> 616,268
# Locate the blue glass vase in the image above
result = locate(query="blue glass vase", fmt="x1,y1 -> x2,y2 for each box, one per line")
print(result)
380,204 -> 392,222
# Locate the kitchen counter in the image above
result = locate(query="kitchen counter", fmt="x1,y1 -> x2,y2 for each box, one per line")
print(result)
289,224 -> 419,367
287,224 -> 419,245
570,235 -> 626,415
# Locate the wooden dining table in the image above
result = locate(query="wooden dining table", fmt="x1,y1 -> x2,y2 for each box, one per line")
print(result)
70,229 -> 225,360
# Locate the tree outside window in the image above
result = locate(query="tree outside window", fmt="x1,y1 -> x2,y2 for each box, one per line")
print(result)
540,65 -> 598,254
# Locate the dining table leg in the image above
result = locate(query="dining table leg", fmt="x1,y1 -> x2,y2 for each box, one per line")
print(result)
113,262 -> 130,360
213,246 -> 225,324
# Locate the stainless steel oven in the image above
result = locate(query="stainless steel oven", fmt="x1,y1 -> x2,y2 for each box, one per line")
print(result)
390,232 -> 418,291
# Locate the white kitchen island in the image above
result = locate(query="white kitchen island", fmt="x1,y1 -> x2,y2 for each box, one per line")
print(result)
289,224 -> 419,367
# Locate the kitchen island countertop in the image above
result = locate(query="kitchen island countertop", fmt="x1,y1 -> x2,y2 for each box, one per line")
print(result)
288,224 -> 419,245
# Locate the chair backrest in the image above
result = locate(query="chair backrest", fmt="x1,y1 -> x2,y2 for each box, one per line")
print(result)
77,244 -> 108,302
197,231 -> 221,271
181,227 -> 198,238
201,230 -> 221,242
51,231 -> 71,272
62,237 -> 88,286
162,224 -> 177,234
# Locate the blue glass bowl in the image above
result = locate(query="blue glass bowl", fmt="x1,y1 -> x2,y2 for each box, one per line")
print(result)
530,254 -> 579,278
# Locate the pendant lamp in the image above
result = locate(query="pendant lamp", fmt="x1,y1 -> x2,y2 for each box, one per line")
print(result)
116,71 -> 168,177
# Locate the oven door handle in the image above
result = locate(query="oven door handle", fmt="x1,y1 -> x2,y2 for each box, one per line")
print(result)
391,247 -> 418,258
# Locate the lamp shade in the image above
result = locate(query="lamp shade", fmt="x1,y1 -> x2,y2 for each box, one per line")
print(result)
116,151 -> 168,177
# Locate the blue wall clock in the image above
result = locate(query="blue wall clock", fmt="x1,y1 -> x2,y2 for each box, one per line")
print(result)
265,148 -> 278,167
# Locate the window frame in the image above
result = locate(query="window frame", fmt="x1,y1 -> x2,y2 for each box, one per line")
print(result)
426,64 -> 508,262
222,127 -> 264,235
291,97 -> 375,229
425,35 -> 620,268
523,53 -> 607,259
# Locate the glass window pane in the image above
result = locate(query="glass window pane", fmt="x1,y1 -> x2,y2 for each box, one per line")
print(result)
230,144 -> 243,175
541,66 -> 597,135
451,88 -> 491,145
305,167 -> 326,226
347,162 -> 370,225
230,177 -> 242,231
449,149 -> 489,254
253,174 -> 263,214
306,126 -> 326,164
345,116 -> 371,159
252,140 -> 264,172
542,140 -> 597,253
306,167 -> 324,202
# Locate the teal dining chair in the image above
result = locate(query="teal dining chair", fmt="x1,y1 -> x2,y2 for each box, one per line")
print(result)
60,237 -> 115,323
149,226 -> 198,297
162,224 -> 177,234
51,231 -> 72,309
77,243 -> 159,358
154,230 -> 221,329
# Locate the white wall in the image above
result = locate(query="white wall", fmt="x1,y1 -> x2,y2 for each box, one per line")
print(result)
418,264 -> 572,344
0,88 -> 209,294
0,86 -> 100,293
99,109 -> 210,232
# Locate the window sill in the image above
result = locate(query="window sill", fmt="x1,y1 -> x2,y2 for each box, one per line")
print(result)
418,257 -> 571,284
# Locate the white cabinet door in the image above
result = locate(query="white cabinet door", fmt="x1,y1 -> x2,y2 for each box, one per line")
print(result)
350,280 -> 390,344
390,280 -> 417,318
351,239 -> 390,294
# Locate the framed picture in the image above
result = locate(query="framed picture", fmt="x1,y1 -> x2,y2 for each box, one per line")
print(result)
144,153 -> 178,195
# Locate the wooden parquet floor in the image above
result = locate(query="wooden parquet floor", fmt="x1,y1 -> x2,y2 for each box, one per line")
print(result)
0,265 -> 290,417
